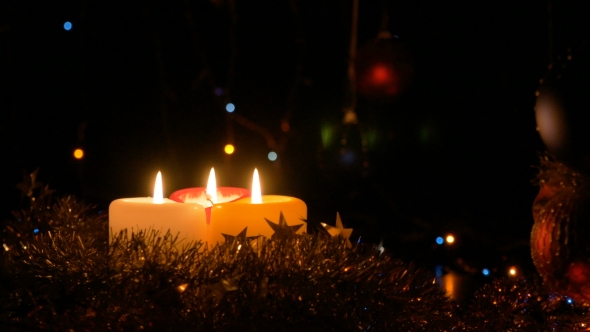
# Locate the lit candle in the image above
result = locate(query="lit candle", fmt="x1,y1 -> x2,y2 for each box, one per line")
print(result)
109,171 -> 208,246
170,168 -> 249,207
208,169 -> 307,243
169,168 -> 250,224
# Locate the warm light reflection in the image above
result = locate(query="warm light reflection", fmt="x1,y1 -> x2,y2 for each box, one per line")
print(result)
224,144 -> 235,154
251,168 -> 262,204
153,171 -> 164,204
206,168 -> 218,204
176,283 -> 188,293
535,92 -> 567,154
73,148 -> 84,159
442,272 -> 459,300
446,235 -> 455,244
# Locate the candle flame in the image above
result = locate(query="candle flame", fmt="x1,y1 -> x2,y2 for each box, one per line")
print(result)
206,168 -> 218,204
153,171 -> 164,204
251,168 -> 262,203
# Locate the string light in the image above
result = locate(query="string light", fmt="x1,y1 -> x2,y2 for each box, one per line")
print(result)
224,144 -> 235,155
445,235 -> 455,244
268,151 -> 277,161
435,237 -> 444,245
226,103 -> 235,113
73,148 -> 84,159
64,21 -> 72,31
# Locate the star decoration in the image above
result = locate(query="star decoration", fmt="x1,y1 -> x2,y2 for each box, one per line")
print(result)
205,273 -> 245,304
321,212 -> 353,248
221,227 -> 261,247
265,212 -> 304,240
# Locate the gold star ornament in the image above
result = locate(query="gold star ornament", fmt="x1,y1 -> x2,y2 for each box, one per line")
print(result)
321,212 -> 353,248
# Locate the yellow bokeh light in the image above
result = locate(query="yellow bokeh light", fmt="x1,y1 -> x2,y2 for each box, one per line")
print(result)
509,267 -> 517,276
445,235 -> 455,244
73,148 -> 84,159
224,144 -> 235,155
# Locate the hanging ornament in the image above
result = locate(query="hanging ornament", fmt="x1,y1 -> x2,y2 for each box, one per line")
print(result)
356,32 -> 413,101
531,156 -> 590,304
535,43 -> 590,172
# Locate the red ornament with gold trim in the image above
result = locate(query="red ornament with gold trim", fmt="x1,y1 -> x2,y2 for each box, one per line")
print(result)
531,156 -> 590,303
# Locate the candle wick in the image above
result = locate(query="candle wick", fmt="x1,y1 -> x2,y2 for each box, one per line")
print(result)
206,195 -> 215,207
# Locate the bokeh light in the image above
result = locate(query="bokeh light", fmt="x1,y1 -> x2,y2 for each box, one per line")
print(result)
435,265 -> 443,277
224,144 -> 235,155
281,121 -> 290,132
268,151 -> 277,161
73,148 -> 84,159
482,268 -> 490,276
436,237 -> 444,245
445,235 -> 455,244
508,266 -> 517,277
64,21 -> 72,31
225,103 -> 235,113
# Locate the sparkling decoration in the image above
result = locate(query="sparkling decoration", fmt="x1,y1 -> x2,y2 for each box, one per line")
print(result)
535,43 -> 590,171
5,172 -> 590,330
321,212 -> 353,248
531,155 -> 590,304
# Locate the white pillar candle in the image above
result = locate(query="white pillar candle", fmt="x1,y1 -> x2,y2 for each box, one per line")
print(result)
109,171 -> 208,246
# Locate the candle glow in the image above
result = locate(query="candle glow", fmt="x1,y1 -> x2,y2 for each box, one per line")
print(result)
251,168 -> 262,204
206,168 -> 218,204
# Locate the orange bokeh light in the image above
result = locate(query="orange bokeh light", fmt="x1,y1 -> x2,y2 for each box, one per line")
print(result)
73,148 -> 84,159
446,235 -> 455,244
224,144 -> 235,155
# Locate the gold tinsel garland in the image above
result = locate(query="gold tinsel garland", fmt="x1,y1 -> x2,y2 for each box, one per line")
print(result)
0,170 -> 589,331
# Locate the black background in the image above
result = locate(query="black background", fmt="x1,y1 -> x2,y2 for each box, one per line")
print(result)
1,0 -> 589,267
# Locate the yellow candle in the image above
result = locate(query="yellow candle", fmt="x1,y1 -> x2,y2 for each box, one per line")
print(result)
208,169 -> 307,243
109,172 -> 208,246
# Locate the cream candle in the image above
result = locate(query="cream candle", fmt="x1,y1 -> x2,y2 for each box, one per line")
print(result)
208,169 -> 307,243
109,171 -> 208,246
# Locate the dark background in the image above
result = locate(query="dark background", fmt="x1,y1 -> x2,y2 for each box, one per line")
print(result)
1,0 -> 589,278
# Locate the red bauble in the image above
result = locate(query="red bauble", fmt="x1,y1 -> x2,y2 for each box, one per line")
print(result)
531,157 -> 590,303
356,37 -> 413,101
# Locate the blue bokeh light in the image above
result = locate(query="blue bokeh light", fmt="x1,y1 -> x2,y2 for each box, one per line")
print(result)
64,21 -> 72,31
340,150 -> 355,164
482,268 -> 490,276
225,103 -> 235,113
436,236 -> 444,245
268,151 -> 278,161
33,229 -> 40,234
566,297 -> 574,304
435,265 -> 443,278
